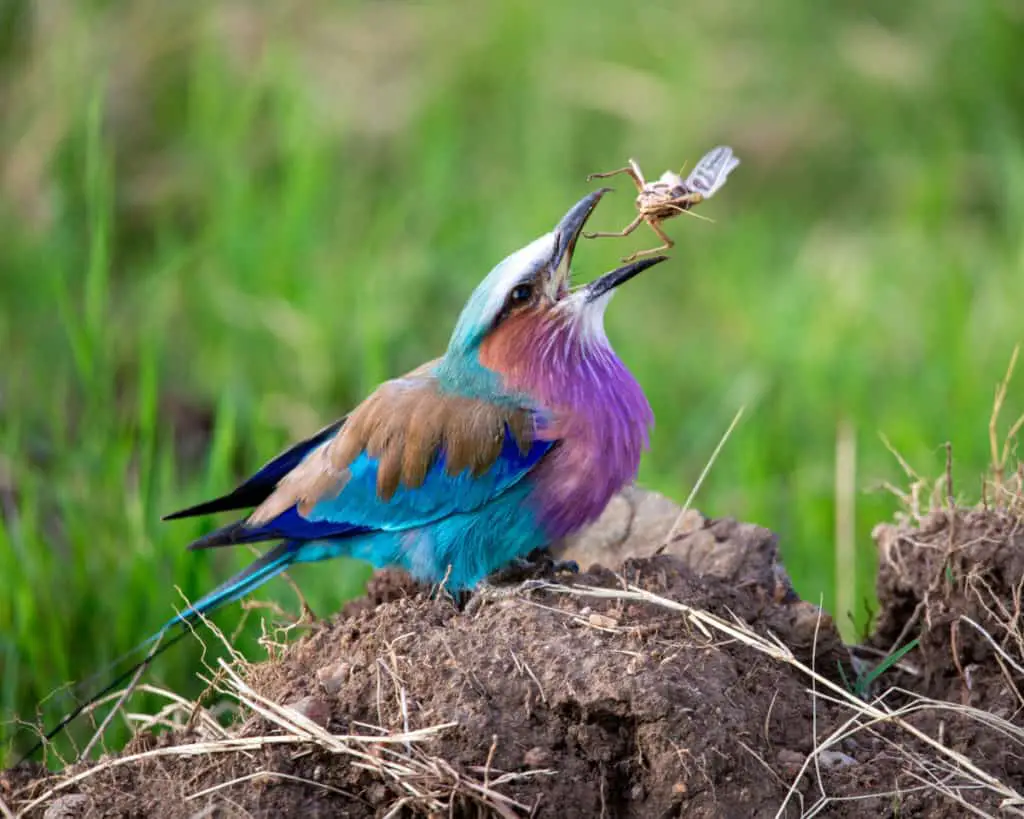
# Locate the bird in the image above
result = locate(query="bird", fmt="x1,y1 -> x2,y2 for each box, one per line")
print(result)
163,188 -> 665,611
27,189 -> 667,756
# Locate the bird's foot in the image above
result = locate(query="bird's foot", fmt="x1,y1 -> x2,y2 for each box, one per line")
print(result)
448,551 -> 580,616
488,549 -> 580,586
459,552 -> 579,616
430,582 -> 471,611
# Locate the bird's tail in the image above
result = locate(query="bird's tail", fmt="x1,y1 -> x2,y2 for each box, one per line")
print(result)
160,540 -> 300,632
19,541 -> 300,762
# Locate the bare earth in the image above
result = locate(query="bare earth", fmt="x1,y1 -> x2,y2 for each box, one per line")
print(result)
4,487 -> 1023,817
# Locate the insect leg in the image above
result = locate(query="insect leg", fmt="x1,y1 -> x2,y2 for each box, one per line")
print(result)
586,164 -> 645,193
620,217 -> 675,263
648,218 -> 676,249
583,213 -> 644,240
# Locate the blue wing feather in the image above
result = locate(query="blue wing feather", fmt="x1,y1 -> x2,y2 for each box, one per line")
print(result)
182,422 -> 553,550
304,423 -> 553,531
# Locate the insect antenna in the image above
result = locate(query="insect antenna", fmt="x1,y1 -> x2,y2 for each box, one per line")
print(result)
663,202 -> 716,223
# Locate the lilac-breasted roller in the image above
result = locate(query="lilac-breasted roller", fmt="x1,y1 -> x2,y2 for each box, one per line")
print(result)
30,190 -> 666,754
160,189 -> 664,618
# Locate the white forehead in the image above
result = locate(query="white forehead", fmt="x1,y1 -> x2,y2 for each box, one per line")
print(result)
475,230 -> 556,321
448,230 -> 557,351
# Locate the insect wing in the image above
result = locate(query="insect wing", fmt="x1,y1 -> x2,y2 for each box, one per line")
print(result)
684,146 -> 740,199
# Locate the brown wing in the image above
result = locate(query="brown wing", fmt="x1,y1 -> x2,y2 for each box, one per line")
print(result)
248,363 -> 536,525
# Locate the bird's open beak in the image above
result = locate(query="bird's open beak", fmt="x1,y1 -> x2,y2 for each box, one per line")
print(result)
582,254 -> 669,303
547,188 -> 610,300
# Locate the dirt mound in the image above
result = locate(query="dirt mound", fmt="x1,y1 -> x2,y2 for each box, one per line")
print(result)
4,492 -> 1024,818
868,507 -> 1024,763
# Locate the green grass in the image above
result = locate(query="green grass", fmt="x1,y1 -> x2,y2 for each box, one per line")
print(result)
2,0 -> 1023,767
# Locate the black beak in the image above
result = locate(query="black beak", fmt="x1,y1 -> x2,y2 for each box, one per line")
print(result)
549,188 -> 611,294
583,255 -> 669,302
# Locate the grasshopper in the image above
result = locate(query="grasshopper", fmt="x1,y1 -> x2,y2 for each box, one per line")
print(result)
584,145 -> 740,262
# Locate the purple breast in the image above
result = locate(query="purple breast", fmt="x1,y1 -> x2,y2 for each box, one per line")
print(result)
520,326 -> 654,539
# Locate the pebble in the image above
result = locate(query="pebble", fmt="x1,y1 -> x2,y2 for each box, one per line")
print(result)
286,695 -> 331,729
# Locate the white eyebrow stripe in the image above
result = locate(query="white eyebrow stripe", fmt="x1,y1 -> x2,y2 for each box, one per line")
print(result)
475,232 -> 556,326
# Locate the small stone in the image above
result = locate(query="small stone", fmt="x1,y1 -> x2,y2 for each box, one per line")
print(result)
523,746 -> 550,767
316,662 -> 351,696
43,794 -> 90,819
555,487 -> 685,569
588,612 -> 619,629
776,748 -> 804,767
818,750 -> 857,769
367,783 -> 389,803
287,695 -> 331,729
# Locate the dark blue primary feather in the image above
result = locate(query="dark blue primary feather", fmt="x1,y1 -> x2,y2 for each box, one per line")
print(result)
186,507 -> 373,550
162,418 -> 346,521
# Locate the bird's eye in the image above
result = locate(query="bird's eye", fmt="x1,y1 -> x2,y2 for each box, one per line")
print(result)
509,284 -> 533,305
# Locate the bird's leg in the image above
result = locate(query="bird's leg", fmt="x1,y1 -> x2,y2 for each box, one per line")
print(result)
583,213 -> 644,241
586,160 -> 646,192
516,555 -> 582,574
428,567 -> 474,611
443,587 -> 475,612
518,551 -> 581,577
620,218 -> 676,263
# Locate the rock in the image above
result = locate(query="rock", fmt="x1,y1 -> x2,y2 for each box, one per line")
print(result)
554,485 -> 695,568
587,612 -> 619,629
819,750 -> 858,769
286,695 -> 331,729
43,794 -> 91,819
776,748 -> 805,768
556,485 -> 798,599
523,746 -> 550,767
316,661 -> 351,696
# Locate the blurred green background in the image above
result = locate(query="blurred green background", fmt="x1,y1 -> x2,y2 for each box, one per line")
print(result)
2,0 -> 1023,766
